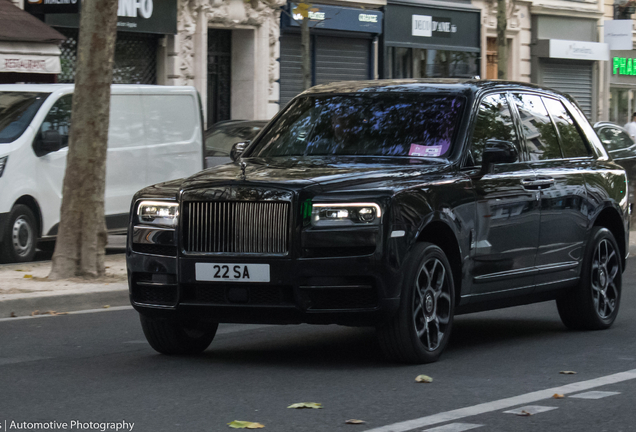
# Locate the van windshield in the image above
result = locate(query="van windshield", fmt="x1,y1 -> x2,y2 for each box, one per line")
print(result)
0,92 -> 50,144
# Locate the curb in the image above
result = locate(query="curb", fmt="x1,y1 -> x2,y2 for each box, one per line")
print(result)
0,288 -> 130,318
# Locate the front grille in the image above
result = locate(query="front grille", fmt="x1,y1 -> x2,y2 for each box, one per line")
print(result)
183,201 -> 290,254
131,283 -> 178,306
300,286 -> 378,310
181,284 -> 293,305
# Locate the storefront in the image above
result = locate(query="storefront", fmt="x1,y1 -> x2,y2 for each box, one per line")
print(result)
609,51 -> 636,126
381,2 -> 480,79
531,15 -> 607,122
25,0 -> 177,85
0,0 -> 65,84
279,3 -> 383,107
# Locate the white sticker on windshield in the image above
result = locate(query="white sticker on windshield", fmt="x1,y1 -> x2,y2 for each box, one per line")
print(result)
409,144 -> 442,157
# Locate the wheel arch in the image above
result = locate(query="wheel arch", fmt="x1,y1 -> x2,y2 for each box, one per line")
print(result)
592,206 -> 626,268
415,220 -> 463,304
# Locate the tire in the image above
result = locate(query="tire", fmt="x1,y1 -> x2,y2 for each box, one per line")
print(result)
0,204 -> 38,263
557,227 -> 622,330
377,242 -> 455,364
140,314 -> 218,355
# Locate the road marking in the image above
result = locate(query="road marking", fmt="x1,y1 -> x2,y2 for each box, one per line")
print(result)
0,306 -> 133,322
423,423 -> 483,432
363,368 -> 636,432
0,356 -> 51,366
503,406 -> 558,415
569,391 -> 621,399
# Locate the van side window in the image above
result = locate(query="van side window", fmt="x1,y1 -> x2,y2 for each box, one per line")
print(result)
542,97 -> 590,158
511,93 -> 562,161
35,95 -> 72,156
469,93 -> 518,166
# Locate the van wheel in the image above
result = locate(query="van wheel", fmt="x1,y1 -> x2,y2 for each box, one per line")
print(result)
377,243 -> 455,364
557,227 -> 622,330
0,205 -> 37,263
140,314 -> 218,355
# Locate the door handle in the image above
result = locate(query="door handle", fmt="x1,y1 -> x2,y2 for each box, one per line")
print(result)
521,177 -> 555,189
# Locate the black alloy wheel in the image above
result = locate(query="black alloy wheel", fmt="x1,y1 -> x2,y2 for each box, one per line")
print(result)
377,242 -> 455,364
557,227 -> 622,330
140,314 -> 219,355
0,204 -> 37,263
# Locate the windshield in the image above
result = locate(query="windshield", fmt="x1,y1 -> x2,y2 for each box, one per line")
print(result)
0,92 -> 50,144
206,123 -> 264,156
248,94 -> 465,158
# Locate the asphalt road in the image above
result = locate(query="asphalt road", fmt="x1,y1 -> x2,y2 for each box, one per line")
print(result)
1,260 -> 636,432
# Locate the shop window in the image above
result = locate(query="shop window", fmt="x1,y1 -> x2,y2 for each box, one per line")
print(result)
511,93 -> 562,161
388,47 -> 478,79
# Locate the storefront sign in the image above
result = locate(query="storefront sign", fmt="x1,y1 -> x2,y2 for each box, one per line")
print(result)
284,4 -> 383,34
612,57 -> 636,75
604,20 -> 633,51
385,4 -> 480,51
25,0 -> 79,15
412,15 -> 456,38
0,55 -> 61,74
44,0 -> 177,34
547,39 -> 609,61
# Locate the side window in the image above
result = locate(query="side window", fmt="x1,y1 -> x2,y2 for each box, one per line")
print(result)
511,93 -> 562,161
542,97 -> 590,158
39,94 -> 72,150
470,93 -> 519,166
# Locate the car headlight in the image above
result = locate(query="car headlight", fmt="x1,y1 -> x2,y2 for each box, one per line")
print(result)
137,201 -> 179,227
311,203 -> 382,227
0,156 -> 7,177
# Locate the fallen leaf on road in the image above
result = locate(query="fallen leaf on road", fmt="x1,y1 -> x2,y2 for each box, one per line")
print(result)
53,312 -> 69,315
287,403 -> 322,409
516,410 -> 532,417
552,394 -> 565,399
31,310 -> 40,316
345,419 -> 365,424
10,312 -> 16,317
227,420 -> 264,429
103,305 -> 110,308
559,371 -> 577,375
23,274 -> 33,279
415,375 -> 433,383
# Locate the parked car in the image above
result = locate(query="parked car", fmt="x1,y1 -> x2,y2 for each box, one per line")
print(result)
204,120 -> 267,169
127,80 -> 628,364
594,122 -> 636,225
0,84 -> 204,263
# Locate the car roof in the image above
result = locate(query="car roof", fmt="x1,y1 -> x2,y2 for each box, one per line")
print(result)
301,79 -> 569,99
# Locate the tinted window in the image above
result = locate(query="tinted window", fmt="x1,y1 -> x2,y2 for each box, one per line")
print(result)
511,93 -> 562,161
206,124 -> 263,156
39,94 -> 72,150
249,94 -> 465,158
0,92 -> 49,143
542,97 -> 590,158
598,127 -> 634,151
469,93 -> 518,166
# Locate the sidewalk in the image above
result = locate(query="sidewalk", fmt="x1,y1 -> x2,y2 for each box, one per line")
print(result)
1,233 -> 636,318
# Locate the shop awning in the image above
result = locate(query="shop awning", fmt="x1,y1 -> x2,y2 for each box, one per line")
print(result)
0,42 -> 62,74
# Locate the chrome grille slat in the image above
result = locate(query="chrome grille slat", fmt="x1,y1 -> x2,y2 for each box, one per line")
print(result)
184,201 -> 290,254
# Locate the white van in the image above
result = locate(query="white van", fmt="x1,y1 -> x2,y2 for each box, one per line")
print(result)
0,84 -> 204,262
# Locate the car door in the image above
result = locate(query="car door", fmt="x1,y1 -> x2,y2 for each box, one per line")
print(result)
511,93 -> 589,289
467,92 -> 540,297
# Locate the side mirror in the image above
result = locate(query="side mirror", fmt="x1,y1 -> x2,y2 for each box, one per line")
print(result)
40,129 -> 62,153
481,139 -> 518,173
230,141 -> 249,162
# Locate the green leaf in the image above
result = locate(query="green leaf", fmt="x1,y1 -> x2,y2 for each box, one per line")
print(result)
287,402 -> 322,409
227,420 -> 265,429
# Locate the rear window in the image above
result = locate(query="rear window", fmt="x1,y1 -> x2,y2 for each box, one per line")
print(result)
249,94 -> 465,158
0,92 -> 49,143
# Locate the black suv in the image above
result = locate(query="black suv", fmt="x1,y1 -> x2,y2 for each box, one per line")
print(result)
127,80 -> 629,364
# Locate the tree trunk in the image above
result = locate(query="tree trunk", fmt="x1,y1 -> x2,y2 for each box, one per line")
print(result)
301,15 -> 311,90
49,0 -> 119,280
497,0 -> 508,80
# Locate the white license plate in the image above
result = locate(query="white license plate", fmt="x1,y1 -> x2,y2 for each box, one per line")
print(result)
195,263 -> 270,283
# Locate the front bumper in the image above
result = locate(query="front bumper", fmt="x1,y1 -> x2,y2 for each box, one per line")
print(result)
127,251 -> 400,326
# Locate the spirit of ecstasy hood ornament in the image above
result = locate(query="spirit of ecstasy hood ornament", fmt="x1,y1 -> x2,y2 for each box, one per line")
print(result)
240,161 -> 247,180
